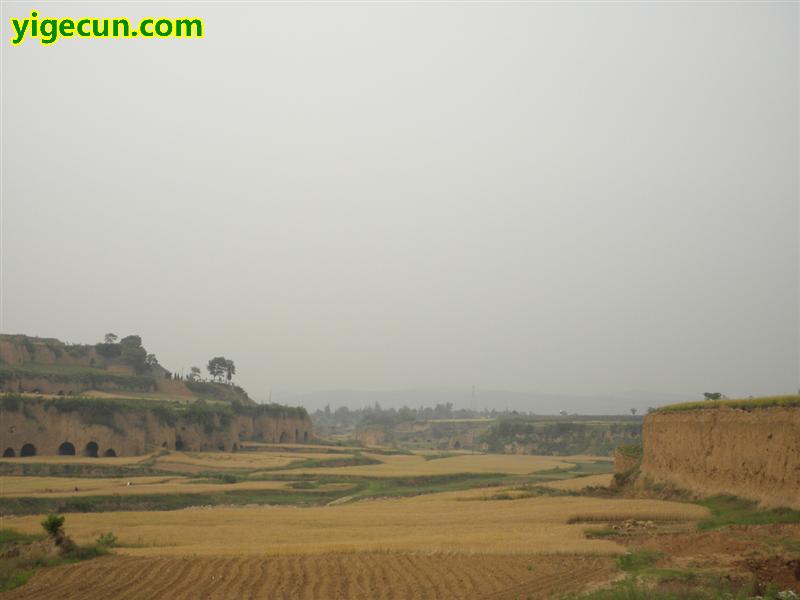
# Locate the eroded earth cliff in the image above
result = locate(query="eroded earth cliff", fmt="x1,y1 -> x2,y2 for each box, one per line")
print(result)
641,405 -> 800,508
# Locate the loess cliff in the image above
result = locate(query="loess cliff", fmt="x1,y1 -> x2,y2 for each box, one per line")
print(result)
0,396 -> 312,458
640,402 -> 800,508
0,334 -> 313,458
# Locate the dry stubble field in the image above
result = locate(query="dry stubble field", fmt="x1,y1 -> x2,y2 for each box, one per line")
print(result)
1,446 -> 709,599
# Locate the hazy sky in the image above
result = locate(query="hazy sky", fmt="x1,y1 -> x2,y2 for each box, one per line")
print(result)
1,2 -> 798,404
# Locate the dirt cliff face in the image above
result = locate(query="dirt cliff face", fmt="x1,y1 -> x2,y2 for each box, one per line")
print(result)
641,408 -> 800,508
0,339 -> 107,369
0,404 -> 313,458
613,449 -> 639,474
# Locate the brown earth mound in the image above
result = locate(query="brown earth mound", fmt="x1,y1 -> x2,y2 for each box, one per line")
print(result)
737,556 -> 800,594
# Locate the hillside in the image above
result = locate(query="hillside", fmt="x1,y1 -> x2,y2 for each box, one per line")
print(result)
0,334 -> 252,405
0,334 -> 312,458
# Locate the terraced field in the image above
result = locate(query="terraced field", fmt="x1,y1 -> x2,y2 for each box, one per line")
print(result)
541,473 -> 614,491
0,475 -> 353,498
5,489 -> 707,556
4,553 -> 616,600
290,452 -> 579,477
3,444 -> 704,598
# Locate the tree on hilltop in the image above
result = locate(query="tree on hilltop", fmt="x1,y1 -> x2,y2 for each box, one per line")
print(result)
119,335 -> 147,372
207,357 -> 236,383
120,335 -> 142,348
104,333 -> 118,344
223,359 -> 236,382
188,366 -> 202,382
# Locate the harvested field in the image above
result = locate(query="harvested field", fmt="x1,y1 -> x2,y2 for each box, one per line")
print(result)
152,451 -> 336,471
4,489 -> 708,556
541,473 -> 614,491
0,454 -> 152,466
3,553 -> 616,600
292,453 -> 577,477
0,475 -> 350,498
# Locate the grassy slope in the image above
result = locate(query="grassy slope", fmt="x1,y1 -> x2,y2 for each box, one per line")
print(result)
654,394 -> 800,413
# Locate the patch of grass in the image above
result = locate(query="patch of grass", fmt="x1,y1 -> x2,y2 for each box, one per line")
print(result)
0,527 -> 108,592
0,487 -> 345,516
564,576 -> 757,600
584,527 -> 620,538
565,567 -> 763,600
351,472 -> 510,501
196,472 -> 241,484
655,394 -> 800,414
617,549 -> 664,573
279,455 -> 383,470
695,495 -> 800,530
0,528 -> 43,550
289,480 -> 319,490
0,567 -> 37,592
421,452 -> 460,461
616,444 -> 643,459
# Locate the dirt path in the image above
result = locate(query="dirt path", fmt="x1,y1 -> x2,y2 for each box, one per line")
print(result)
6,553 -> 614,599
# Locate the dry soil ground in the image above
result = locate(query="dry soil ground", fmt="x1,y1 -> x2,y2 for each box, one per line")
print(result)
3,553 -> 616,600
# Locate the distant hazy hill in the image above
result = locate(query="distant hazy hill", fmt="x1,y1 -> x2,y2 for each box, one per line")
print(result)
279,388 -> 691,416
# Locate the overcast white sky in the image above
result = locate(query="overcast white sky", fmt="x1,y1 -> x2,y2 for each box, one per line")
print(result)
1,2 -> 797,405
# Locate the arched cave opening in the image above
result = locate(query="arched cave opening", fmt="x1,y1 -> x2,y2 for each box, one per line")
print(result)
56,390 -> 65,396
103,448 -> 117,457
454,441 -> 461,449
3,447 -> 15,457
20,443 -> 36,457
58,441 -> 76,456
295,429 -> 299,443
175,437 -> 185,451
303,431 -> 309,443
279,431 -> 288,443
84,441 -> 99,457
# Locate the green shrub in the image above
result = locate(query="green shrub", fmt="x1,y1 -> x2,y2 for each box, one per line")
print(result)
40,514 -> 65,538
96,532 -> 117,547
616,444 -> 643,458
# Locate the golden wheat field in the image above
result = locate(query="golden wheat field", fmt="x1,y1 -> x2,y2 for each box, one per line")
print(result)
150,450 -> 336,472
0,475 -> 353,498
4,487 -> 708,556
291,452 -> 579,477
541,473 -> 615,491
0,447 -> 713,599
